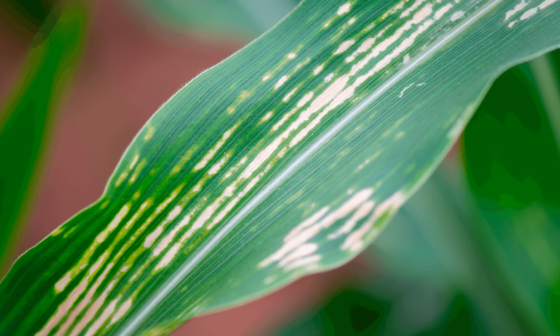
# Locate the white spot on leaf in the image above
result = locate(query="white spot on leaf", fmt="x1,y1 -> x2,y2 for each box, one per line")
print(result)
434,3 -> 453,20
403,54 -> 411,64
337,2 -> 351,15
260,111 -> 273,123
259,189 -> 374,269
156,243 -> 180,270
285,207 -> 330,242
144,226 -> 162,248
401,0 -> 426,17
110,299 -> 132,325
208,154 -> 230,175
283,88 -> 298,102
129,154 -> 139,169
279,243 -> 318,267
285,254 -> 321,270
451,10 -> 465,21
505,0 -> 528,20
334,39 -> 355,55
194,126 -> 237,171
297,92 -> 314,108
520,7 -> 538,20
399,83 -> 415,98
539,0 -> 558,9
275,75 -> 289,89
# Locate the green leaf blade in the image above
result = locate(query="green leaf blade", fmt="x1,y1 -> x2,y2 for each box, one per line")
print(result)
0,5 -> 88,275
463,49 -> 560,336
2,0 -> 560,335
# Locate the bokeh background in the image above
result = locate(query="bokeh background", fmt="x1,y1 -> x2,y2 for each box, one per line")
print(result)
1,0 -> 560,335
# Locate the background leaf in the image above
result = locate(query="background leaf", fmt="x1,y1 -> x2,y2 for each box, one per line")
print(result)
0,0 -> 57,39
277,49 -> 560,336
274,57 -> 560,332
1,1 -> 560,335
463,48 -> 560,336
0,4 -> 87,275
274,288 -> 387,336
274,162 -> 522,335
123,0 -> 299,41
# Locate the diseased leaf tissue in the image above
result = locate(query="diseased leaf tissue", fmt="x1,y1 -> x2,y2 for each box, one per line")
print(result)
1,0 -> 559,335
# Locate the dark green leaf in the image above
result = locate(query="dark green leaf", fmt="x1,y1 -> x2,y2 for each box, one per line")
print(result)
0,4 -> 87,274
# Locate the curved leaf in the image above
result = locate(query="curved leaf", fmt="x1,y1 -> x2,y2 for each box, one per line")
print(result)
1,0 -> 560,335
126,0 -> 298,40
0,5 -> 87,275
463,50 -> 560,336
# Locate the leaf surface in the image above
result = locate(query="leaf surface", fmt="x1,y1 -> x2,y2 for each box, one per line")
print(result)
1,0 -> 560,335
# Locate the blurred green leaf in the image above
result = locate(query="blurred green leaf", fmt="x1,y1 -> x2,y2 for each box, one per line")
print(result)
463,49 -> 560,336
274,288 -> 386,336
368,165 -> 523,335
464,57 -> 560,208
530,53 -> 560,149
278,161 -> 529,336
416,294 -> 484,336
551,276 -> 560,334
125,0 -> 299,40
280,50 -> 560,336
1,1 -> 560,335
273,288 -> 485,336
0,0 -> 57,39
0,5 -> 88,274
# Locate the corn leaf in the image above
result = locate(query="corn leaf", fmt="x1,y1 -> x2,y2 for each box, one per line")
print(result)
1,0 -> 560,335
0,5 -> 87,275
126,0 -> 298,40
463,50 -> 560,336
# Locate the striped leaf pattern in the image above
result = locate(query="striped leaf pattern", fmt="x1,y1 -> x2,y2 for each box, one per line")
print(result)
1,0 -> 560,335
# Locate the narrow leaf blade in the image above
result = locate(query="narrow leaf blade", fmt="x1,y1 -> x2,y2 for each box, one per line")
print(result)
0,5 -> 87,275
